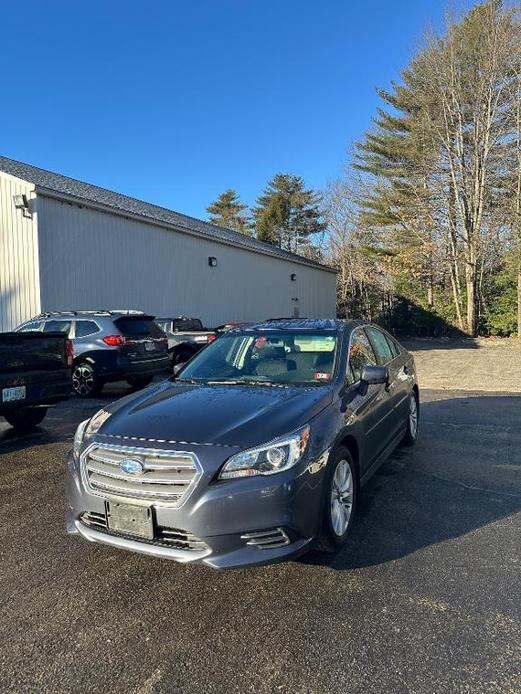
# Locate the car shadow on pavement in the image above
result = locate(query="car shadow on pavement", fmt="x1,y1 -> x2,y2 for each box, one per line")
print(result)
301,393 -> 521,571
402,337 -> 479,351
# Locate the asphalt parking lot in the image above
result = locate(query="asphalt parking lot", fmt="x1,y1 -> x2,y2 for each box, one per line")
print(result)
1,349 -> 520,693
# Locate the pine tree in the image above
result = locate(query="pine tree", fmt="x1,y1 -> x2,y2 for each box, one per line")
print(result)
353,1 -> 521,335
206,189 -> 251,235
253,174 -> 325,253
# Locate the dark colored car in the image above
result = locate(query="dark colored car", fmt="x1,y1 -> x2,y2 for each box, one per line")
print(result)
17,311 -> 170,397
66,319 -> 419,569
0,331 -> 72,431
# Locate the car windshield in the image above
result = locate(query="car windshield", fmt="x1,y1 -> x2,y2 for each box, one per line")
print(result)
178,331 -> 338,385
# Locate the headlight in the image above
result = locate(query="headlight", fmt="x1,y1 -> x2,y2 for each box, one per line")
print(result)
219,425 -> 310,480
85,408 -> 111,435
73,418 -> 89,459
72,409 -> 111,458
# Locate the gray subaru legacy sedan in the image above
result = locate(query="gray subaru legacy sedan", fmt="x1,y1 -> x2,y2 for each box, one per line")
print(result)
66,319 -> 419,569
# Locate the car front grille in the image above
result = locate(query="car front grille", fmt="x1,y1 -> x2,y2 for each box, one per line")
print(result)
240,527 -> 290,549
80,510 -> 209,552
81,443 -> 201,506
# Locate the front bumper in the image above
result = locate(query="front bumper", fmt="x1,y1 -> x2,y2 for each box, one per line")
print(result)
65,443 -> 323,569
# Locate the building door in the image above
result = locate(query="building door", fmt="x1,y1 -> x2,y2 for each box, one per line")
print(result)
292,297 -> 300,318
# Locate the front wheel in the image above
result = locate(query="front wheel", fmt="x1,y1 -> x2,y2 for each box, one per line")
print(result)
4,407 -> 48,431
403,391 -> 419,446
316,447 -> 357,552
72,362 -> 102,398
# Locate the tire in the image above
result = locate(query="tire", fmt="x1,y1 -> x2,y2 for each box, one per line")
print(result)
126,375 -> 153,390
4,407 -> 48,431
316,447 -> 358,553
403,391 -> 419,446
72,362 -> 102,398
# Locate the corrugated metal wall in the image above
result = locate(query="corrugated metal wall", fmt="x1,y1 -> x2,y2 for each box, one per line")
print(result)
0,173 -> 40,331
36,196 -> 337,326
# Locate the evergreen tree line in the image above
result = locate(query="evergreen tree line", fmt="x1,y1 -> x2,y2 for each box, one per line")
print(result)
206,174 -> 326,258
326,0 -> 521,337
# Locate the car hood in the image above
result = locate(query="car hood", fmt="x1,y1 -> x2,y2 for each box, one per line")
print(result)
96,380 -> 333,448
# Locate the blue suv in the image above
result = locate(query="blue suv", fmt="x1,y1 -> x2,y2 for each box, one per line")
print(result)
16,311 -> 170,397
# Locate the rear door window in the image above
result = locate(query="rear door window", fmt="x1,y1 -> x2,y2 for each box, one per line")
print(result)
348,329 -> 377,383
18,320 -> 43,332
115,318 -> 165,338
365,326 -> 394,365
75,320 -> 100,338
385,334 -> 401,358
44,320 -> 72,335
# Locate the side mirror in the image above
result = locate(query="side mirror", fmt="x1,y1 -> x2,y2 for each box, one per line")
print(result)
173,362 -> 186,377
360,365 -> 389,386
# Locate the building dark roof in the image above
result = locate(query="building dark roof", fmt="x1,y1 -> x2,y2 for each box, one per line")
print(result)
0,155 -> 335,273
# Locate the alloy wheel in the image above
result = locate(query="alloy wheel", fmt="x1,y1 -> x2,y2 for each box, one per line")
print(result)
72,365 -> 95,396
330,459 -> 354,536
409,394 -> 418,439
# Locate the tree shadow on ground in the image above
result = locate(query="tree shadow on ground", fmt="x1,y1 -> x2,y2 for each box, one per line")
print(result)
300,393 -> 520,571
367,296 -> 479,348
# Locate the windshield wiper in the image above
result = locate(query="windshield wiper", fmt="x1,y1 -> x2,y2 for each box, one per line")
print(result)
205,380 -> 243,385
206,378 -> 286,387
175,377 -> 200,384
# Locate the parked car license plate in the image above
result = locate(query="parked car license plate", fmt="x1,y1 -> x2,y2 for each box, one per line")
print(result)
2,386 -> 26,403
144,341 -> 155,351
107,502 -> 153,539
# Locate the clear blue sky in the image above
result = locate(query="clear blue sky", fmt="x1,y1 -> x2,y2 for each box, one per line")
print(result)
0,1 -> 472,220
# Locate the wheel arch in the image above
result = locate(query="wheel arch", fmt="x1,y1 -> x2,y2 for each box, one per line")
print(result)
332,433 -> 360,487
73,355 -> 96,367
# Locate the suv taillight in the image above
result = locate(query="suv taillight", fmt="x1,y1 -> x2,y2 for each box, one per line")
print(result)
162,337 -> 168,349
66,339 -> 74,367
103,335 -> 125,347
207,334 -> 217,343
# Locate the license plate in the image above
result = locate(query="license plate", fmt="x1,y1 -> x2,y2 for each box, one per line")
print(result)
107,502 -> 153,539
2,386 -> 26,403
144,341 -> 155,352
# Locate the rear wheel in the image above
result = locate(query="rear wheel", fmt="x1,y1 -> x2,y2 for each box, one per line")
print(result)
4,407 -> 48,431
316,447 -> 357,552
403,391 -> 419,446
126,375 -> 153,390
72,362 -> 102,398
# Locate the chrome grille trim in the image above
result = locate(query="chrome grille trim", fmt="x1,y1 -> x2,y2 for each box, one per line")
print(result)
80,443 -> 202,507
241,527 -> 290,549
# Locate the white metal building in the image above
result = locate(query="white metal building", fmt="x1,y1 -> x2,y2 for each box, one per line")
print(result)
0,156 -> 337,332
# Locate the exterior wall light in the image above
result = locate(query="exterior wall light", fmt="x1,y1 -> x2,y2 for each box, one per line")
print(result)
13,194 -> 32,218
291,273 -> 297,281
208,257 -> 217,267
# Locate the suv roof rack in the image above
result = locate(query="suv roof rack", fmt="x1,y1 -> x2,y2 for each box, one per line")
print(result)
34,309 -> 146,318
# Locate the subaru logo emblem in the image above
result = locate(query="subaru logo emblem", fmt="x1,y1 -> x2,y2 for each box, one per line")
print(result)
120,458 -> 145,475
